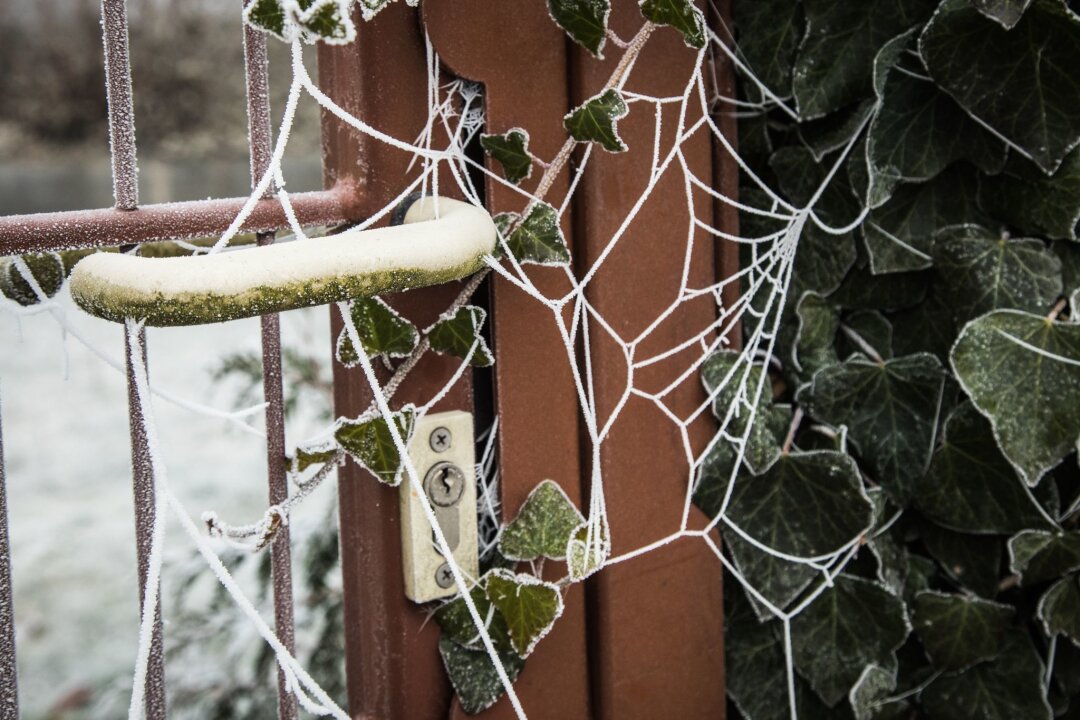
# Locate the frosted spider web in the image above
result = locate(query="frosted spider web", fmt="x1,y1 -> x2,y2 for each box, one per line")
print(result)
0,9 -> 885,720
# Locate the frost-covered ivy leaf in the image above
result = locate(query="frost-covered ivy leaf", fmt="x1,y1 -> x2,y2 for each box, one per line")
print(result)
244,0 -> 355,44
933,225 -> 1063,326
0,253 -> 65,307
334,406 -> 416,486
701,350 -> 784,474
792,0 -> 937,120
971,0 -> 1034,27
335,297 -> 418,367
435,582 -> 513,654
849,664 -> 897,720
566,520 -> 609,581
912,590 -> 1013,671
732,0 -> 804,99
804,353 -> 945,504
724,530 -> 818,621
979,147 -> 1080,241
547,0 -> 610,57
921,630 -> 1053,720
639,0 -> 706,49
801,101 -> 876,164
1039,574 -> 1080,645
290,442 -> 339,474
1008,530 -> 1080,585
727,450 -> 874,560
480,129 -> 534,185
244,0 -> 288,39
498,479 -> 584,561
830,265 -> 929,311
484,570 -> 563,657
491,212 -> 519,260
920,520 -> 1002,597
920,0 -> 1080,174
916,402 -> 1056,534
438,637 -> 524,715
863,164 -> 986,275
790,292 -> 840,387
506,202 -> 571,266
866,525 -> 909,596
426,305 -> 494,368
1053,239 -> 1080,297
790,575 -> 909,707
891,287 -> 957,363
840,311 -> 894,361
951,310 -> 1080,486
564,89 -> 629,153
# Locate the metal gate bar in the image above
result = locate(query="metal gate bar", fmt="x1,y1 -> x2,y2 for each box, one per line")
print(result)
0,396 -> 17,720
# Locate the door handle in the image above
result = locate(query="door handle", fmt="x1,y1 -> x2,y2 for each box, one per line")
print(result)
68,196 -> 495,327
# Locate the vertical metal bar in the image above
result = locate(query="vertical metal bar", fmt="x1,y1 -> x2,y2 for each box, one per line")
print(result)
124,327 -> 167,719
101,0 -> 139,211
0,394 -> 19,719
243,9 -> 299,720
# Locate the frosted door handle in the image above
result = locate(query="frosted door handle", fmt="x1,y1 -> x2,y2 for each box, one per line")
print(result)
68,196 -> 495,327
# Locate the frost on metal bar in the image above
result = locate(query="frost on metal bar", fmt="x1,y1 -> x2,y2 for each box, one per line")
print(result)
68,197 -> 496,326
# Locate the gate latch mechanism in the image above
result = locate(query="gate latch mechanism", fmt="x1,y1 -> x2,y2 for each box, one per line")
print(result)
400,410 -> 479,603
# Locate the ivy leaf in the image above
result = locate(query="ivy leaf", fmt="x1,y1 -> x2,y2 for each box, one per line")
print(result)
701,351 -> 787,474
425,305 -> 494,368
891,287 -> 958,363
491,211 -> 519,260
638,0 -> 706,49
912,591 -> 1014,671
790,575 -> 909,707
566,521 -> 609,581
244,0 -> 288,39
244,0 -> 355,44
979,147 -> 1080,241
933,225 -> 1063,326
725,530 -> 818,621
915,402 -> 1057,534
547,0 -> 610,57
849,664 -> 898,720
506,202 -> 571,266
789,292 -> 840,388
920,0 -> 1080,174
438,637 -> 524,715
920,520 -> 1003,597
792,0 -> 938,119
1008,530 -> 1080,585
484,570 -> 564,657
1038,574 -> 1080,645
732,0 -> 804,99
840,311 -> 894,361
435,582 -> 513,655
803,353 -> 945,504
921,630 -> 1053,720
0,253 -> 65,307
830,266 -> 930,311
971,0 -> 1034,28
334,406 -> 416,486
498,479 -> 585,562
479,129 -> 534,185
564,89 -> 629,153
726,450 -> 875,560
950,310 -> 1080,486
289,442 -> 339,474
335,297 -> 418,367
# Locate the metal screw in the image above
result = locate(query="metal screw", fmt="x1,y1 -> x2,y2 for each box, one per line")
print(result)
435,562 -> 455,589
429,426 -> 452,452
424,462 -> 466,507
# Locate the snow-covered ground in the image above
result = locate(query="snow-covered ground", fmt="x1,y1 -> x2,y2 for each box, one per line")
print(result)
0,293 -> 333,717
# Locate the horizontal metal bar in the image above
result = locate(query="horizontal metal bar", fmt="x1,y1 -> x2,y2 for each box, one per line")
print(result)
0,182 -> 362,256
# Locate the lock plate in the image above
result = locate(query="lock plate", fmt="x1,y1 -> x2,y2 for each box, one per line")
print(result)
400,410 -> 479,603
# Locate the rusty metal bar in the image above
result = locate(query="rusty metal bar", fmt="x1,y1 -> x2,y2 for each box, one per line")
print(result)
0,186 -> 360,256
243,7 -> 299,719
0,394 -> 18,719
101,0 -> 139,211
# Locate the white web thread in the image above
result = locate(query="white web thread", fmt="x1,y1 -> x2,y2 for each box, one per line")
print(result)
0,11 -> 893,720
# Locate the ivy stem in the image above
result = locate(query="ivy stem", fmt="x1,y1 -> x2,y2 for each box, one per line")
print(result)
1047,297 -> 1067,322
840,324 -> 885,365
781,407 -> 804,454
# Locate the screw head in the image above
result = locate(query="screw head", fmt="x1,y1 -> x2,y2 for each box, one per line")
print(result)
435,562 -> 455,589
429,426 -> 452,452
424,462 -> 466,507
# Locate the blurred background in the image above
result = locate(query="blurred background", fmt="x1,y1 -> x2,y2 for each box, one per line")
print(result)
0,1 -> 347,716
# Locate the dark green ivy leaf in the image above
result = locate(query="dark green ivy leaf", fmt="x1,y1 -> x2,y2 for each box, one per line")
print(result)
244,0 -> 354,44
790,575 -> 909,707
891,286 -> 958,363
803,353 -> 946,504
334,406 -> 416,486
912,590 -> 1014,671
733,0 -> 804,99
484,570 -> 564,657
792,0 -> 938,120
700,350 -> 785,474
1038,574 -> 1080,645
920,520 -> 1003,597
0,253 -> 64,306
724,529 -> 818,621
498,479 -> 585,561
921,630 -> 1053,720
547,0 -> 610,57
951,310 -> 1080,486
979,147 -> 1080,241
438,637 -> 524,715
920,0 -> 1080,174
506,202 -> 571,266
426,305 -> 494,367
840,311 -> 894,361
790,292 -> 840,388
491,212 -> 519,260
849,664 -> 898,720
638,0 -> 706,49
1009,530 -> 1080,585
830,266 -> 930,311
336,297 -> 419,366
564,88 -> 629,153
971,0 -> 1034,28
435,582 -> 513,655
480,129 -> 534,185
916,402 -> 1057,534
290,442 -> 339,474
